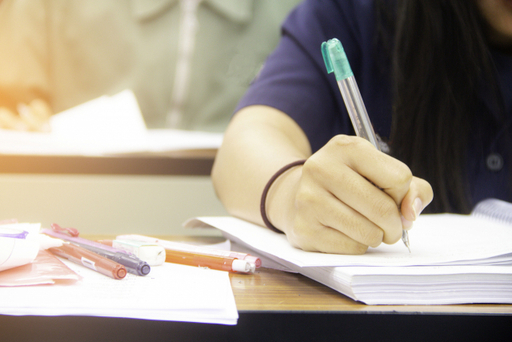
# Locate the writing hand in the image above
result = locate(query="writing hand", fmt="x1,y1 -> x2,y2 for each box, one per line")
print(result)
277,135 -> 433,255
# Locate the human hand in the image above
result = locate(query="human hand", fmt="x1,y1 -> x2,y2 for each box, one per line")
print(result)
278,135 -> 433,255
0,99 -> 52,131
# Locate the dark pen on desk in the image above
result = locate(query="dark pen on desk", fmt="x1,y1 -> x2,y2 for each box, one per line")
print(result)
49,243 -> 127,279
70,243 -> 151,276
43,225 -> 151,276
321,38 -> 411,252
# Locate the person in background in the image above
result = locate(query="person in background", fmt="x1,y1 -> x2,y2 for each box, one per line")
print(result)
212,0 -> 512,254
0,0 -> 300,132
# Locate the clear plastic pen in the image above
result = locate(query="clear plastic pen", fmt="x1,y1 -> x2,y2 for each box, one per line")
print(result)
321,38 -> 411,252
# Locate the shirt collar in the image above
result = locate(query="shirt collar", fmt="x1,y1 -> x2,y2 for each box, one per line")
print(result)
132,0 -> 253,23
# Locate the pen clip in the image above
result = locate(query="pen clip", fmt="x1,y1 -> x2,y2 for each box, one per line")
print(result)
321,38 -> 353,81
321,41 -> 334,74
51,223 -> 80,237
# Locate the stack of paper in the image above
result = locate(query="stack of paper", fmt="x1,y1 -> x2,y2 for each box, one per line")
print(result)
0,90 -> 223,156
0,260 -> 238,325
187,200 -> 512,305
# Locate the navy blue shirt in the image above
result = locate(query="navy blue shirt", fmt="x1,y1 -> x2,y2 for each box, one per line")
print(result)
236,0 -> 512,211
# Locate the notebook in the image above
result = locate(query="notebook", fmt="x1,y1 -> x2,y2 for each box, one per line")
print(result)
186,199 -> 512,305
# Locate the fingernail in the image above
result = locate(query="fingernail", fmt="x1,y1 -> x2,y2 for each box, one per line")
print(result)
401,215 -> 413,230
412,197 -> 424,220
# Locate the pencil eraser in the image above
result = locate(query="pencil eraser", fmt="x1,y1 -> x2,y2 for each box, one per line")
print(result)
113,240 -> 166,266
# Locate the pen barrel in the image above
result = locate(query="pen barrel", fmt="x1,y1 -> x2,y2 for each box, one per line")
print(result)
42,229 -> 133,256
73,242 -> 151,276
49,244 -> 127,280
338,77 -> 381,150
165,249 -> 236,272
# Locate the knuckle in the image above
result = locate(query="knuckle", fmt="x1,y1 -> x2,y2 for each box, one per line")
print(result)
330,134 -> 366,150
340,214 -> 383,247
301,156 -> 322,176
361,228 -> 383,247
373,197 -> 399,219
394,163 -> 413,186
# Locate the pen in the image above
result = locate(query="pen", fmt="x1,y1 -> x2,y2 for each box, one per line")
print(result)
164,248 -> 254,273
68,243 -> 151,276
117,234 -> 261,269
43,227 -> 134,256
49,243 -> 127,279
42,228 -> 150,275
321,38 -> 411,252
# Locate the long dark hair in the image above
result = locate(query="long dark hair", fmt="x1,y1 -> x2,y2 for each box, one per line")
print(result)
376,0 -> 506,213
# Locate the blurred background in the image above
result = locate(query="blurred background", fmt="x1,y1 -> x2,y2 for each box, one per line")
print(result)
0,0 -> 301,235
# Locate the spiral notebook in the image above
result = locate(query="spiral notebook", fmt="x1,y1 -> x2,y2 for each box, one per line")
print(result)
187,199 -> 512,305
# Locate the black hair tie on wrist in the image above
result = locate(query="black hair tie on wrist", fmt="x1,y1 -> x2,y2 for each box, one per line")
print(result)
260,159 -> 307,233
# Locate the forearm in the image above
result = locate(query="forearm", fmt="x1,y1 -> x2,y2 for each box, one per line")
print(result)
211,105 -> 311,228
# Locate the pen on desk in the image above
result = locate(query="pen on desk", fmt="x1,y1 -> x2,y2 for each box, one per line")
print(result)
67,243 -> 150,276
164,248 -> 254,273
321,38 -> 411,252
116,234 -> 261,269
42,228 -> 150,276
49,243 -> 127,279
43,227 -> 134,256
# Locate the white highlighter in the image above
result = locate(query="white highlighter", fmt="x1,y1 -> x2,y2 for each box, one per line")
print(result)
112,239 -> 166,266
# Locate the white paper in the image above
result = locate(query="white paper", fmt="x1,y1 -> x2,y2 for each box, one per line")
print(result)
0,223 -> 41,271
301,265 -> 512,305
190,214 -> 512,268
49,90 -> 147,137
0,261 -> 238,325
189,214 -> 512,305
0,90 -> 223,156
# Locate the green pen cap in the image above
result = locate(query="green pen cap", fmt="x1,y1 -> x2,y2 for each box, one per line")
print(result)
321,38 -> 353,81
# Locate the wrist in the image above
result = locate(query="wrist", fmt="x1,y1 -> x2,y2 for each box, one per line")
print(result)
261,160 -> 305,233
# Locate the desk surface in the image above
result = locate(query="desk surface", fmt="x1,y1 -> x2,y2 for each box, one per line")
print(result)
229,268 -> 512,315
118,235 -> 512,316
1,235 -> 511,342
0,150 -> 216,176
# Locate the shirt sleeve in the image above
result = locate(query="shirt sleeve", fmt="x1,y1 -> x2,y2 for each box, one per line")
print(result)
235,0 -> 390,152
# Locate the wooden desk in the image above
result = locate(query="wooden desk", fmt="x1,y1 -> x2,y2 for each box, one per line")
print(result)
1,237 -> 510,342
230,267 -> 512,315
0,149 -> 216,176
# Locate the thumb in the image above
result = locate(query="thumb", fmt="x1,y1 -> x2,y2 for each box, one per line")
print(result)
400,176 -> 433,230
